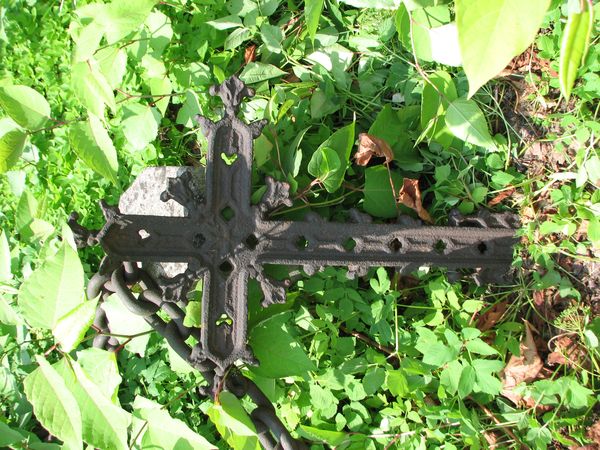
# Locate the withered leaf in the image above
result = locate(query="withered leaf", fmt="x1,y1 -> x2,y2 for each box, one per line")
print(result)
476,301 -> 508,332
355,133 -> 393,166
488,187 -> 515,207
397,178 -> 433,224
244,45 -> 257,64
500,320 -> 544,406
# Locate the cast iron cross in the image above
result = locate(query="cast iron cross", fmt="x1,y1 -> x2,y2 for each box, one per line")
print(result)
80,76 -> 517,376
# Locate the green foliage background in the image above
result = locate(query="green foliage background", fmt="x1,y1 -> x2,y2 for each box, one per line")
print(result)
0,0 -> 599,448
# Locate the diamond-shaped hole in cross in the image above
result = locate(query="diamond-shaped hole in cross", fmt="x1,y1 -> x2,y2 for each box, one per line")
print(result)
220,206 -> 235,222
220,152 -> 238,165
245,234 -> 259,249
434,239 -> 446,254
295,235 -> 309,249
389,238 -> 403,252
219,260 -> 233,275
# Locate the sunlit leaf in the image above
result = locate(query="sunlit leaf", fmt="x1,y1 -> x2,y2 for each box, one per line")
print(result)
207,391 -> 260,450
445,98 -> 494,149
0,118 -> 26,173
0,85 -> 51,130
53,298 -> 98,352
305,0 -> 324,41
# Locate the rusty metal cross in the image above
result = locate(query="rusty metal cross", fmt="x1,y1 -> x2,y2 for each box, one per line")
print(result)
76,76 -> 517,376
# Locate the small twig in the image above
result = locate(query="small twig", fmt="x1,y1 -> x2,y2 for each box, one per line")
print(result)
339,325 -> 398,362
471,398 -> 527,449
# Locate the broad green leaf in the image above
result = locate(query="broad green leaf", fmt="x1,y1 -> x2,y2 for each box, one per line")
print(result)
70,21 -> 104,62
420,70 -> 457,148
176,90 -> 202,128
0,295 -> 22,325
445,98 -> 494,149
76,348 -> 122,402
207,391 -> 260,450
121,103 -> 160,150
0,117 -> 27,173
589,217 -> 600,246
101,294 -> 152,355
363,166 -> 402,219
387,370 -> 409,398
0,85 -> 51,130
132,396 -> 215,449
0,230 -> 11,281
458,364 -> 476,398
0,421 -> 25,447
146,11 -> 173,55
261,23 -> 283,53
309,383 -> 338,418
440,360 -> 463,395
224,27 -> 252,51
395,4 -> 450,61
104,0 -> 159,43
240,62 -> 286,84
70,115 -> 119,184
465,338 -> 498,356
299,425 -> 348,446
249,312 -> 315,378
312,122 -> 355,192
338,0 -> 400,8
19,242 -> 85,329
308,146 -> 343,192
54,358 -> 131,450
23,356 -> 83,450
71,61 -> 116,117
305,0 -> 324,41
206,15 -> 243,30
97,47 -> 128,89
147,76 -> 172,115
53,298 -> 98,352
559,3 -> 594,99
456,0 -> 550,97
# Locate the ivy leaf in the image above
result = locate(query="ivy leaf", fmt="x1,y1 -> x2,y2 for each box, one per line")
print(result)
0,85 -> 51,130
53,298 -> 98,353
0,117 -> 27,173
54,358 -> 131,450
207,391 -> 260,450
249,312 -> 315,378
305,0 -> 324,41
132,396 -> 216,449
121,103 -> 160,150
559,2 -> 594,99
70,115 -> 119,184
308,146 -> 343,193
239,62 -> 286,84
455,0 -> 550,97
19,242 -> 85,329
445,98 -> 494,149
71,61 -> 116,117
23,356 -> 83,450
363,166 -> 402,219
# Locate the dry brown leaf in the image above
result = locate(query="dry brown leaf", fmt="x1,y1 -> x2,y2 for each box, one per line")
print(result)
500,320 -> 544,406
244,45 -> 257,64
397,178 -> 433,224
588,421 -> 600,445
483,431 -> 500,449
547,335 -> 588,368
355,133 -> 393,166
476,301 -> 508,332
488,187 -> 516,207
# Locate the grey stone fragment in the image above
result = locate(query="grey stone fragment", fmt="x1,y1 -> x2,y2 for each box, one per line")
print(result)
119,166 -> 204,277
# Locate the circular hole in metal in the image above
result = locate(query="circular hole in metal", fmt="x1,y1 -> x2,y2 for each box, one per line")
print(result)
343,238 -> 356,252
220,206 -> 234,222
434,239 -> 446,254
219,260 -> 233,275
295,236 -> 309,249
216,313 -> 233,326
193,233 -> 206,248
389,238 -> 402,252
245,234 -> 259,249
477,242 -> 488,254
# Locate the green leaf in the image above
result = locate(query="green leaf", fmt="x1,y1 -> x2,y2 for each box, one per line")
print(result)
387,370 -> 409,398
101,294 -> 152,355
588,217 -> 600,246
440,360 -> 463,395
458,364 -> 476,398
249,312 -> 315,378
0,85 -> 51,130
104,0 -> 159,43
305,0 -> 324,41
559,3 -> 594,99
54,359 -> 131,450
0,229 -> 11,282
0,421 -> 25,447
363,166 -> 402,219
76,348 -> 122,403
183,300 -> 202,328
308,146 -> 343,193
121,103 -> 160,150
53,298 -> 98,353
299,425 -> 348,446
261,23 -> 283,53
313,122 -> 355,192
309,383 -> 339,418
206,15 -> 243,30
465,338 -> 498,356
71,61 -> 116,117
240,62 -> 286,84
207,391 -> 260,450
147,76 -> 172,116
0,117 -> 27,173
19,243 -> 85,329
455,0 -> 550,97
445,98 -> 494,149
224,27 -> 252,51
97,47 -> 128,89
132,396 -> 216,449
70,115 -> 119,184
23,356 -> 83,449
420,70 -> 457,148
338,0 -> 400,8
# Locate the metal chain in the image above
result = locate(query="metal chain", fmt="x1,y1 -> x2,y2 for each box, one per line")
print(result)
87,257 -> 306,450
